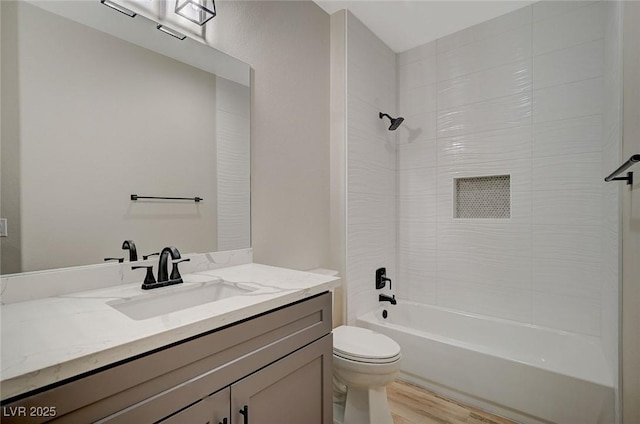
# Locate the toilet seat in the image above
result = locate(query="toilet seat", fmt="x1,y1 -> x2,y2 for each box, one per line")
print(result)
333,326 -> 401,364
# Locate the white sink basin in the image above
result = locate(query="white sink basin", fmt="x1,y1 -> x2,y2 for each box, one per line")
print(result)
107,280 -> 256,320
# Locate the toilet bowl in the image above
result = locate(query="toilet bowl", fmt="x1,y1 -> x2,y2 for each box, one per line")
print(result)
332,325 -> 401,424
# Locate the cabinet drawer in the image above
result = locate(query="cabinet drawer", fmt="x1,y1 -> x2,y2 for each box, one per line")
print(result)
1,293 -> 331,423
157,388 -> 229,424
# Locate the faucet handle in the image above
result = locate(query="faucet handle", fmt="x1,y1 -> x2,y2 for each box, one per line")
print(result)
132,265 -> 156,289
170,258 -> 190,281
104,257 -> 124,263
143,252 -> 160,260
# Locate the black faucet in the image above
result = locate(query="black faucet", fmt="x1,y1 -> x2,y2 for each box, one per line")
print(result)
157,246 -> 190,285
379,293 -> 397,305
134,246 -> 191,290
122,240 -> 138,262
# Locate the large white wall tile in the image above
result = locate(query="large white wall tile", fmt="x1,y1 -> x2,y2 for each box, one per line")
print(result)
398,40 -> 437,67
532,224 -> 602,262
437,25 -> 532,81
533,39 -> 604,90
603,183 -> 620,233
398,57 -> 437,92
533,114 -> 603,158
438,279 -> 532,323
397,247 -> 437,304
398,139 -> 436,170
399,166 -> 438,196
437,126 -> 532,167
398,219 -> 437,252
348,61 -> 395,112
532,152 -> 603,191
349,159 -> 396,195
533,77 -> 603,123
438,59 -> 532,110
437,5 -> 532,54
438,222 -> 532,258
438,250 -> 531,290
600,0 -> 621,376
532,1 -> 597,22
532,257 -> 602,299
532,292 -> 600,336
396,111 -> 437,144
398,83 -> 437,116
349,192 -> 396,225
437,93 -> 532,138
346,12 -> 397,323
533,1 -> 604,55
532,190 -> 602,226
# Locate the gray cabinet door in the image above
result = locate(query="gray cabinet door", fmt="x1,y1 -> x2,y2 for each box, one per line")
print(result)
160,387 -> 230,424
231,334 -> 333,424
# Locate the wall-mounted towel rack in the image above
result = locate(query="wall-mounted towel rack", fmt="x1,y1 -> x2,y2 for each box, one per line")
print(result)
130,194 -> 203,202
605,154 -> 640,185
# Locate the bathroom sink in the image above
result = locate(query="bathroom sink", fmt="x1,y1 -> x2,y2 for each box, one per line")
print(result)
107,280 -> 256,320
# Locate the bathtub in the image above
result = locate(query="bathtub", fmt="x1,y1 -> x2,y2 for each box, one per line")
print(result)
357,301 -> 614,424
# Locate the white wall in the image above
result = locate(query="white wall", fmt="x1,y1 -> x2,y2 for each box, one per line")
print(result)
344,12 -> 397,324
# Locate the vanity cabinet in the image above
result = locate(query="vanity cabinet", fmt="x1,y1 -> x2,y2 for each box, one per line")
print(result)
230,336 -> 330,424
160,387 -> 229,424
1,293 -> 332,424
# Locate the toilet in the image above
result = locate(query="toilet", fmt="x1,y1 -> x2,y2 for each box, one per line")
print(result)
332,325 -> 402,424
306,269 -> 401,424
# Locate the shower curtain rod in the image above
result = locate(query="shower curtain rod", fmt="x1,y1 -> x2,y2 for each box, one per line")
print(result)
605,154 -> 640,185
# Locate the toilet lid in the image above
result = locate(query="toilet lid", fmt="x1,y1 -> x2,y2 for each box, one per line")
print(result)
333,326 -> 401,362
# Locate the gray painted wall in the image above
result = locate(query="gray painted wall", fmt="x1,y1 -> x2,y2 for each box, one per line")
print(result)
207,1 -> 331,271
1,1 -> 332,273
120,0 -> 332,271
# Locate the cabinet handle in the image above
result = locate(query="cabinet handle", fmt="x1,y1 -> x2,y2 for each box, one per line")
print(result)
218,419 -> 228,424
239,405 -> 249,424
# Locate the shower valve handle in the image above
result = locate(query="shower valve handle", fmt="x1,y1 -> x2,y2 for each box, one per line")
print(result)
376,267 -> 392,290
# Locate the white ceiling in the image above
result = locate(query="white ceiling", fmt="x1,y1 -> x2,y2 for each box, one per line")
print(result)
314,1 -> 534,53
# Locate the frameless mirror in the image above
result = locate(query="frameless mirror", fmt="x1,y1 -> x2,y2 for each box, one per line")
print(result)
0,0 -> 251,274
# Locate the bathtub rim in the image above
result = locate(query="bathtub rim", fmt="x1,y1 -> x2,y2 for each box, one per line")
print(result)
357,299 -> 614,388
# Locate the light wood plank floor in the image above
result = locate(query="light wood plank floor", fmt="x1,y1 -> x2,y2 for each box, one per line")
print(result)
387,380 -> 517,424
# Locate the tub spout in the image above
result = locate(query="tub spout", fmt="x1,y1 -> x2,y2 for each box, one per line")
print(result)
379,293 -> 396,305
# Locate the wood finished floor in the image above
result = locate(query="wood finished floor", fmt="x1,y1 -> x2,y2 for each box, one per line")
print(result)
387,381 -> 517,424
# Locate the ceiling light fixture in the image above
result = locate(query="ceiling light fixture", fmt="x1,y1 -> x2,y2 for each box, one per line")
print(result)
156,24 -> 187,40
175,0 -> 216,26
100,0 -> 136,18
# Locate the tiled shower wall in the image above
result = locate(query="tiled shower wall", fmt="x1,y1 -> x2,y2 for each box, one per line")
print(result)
345,12 -> 397,324
602,0 -> 622,403
216,77 -> 251,251
396,1 -> 619,341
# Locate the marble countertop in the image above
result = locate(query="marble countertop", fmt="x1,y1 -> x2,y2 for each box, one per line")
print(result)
0,263 -> 340,400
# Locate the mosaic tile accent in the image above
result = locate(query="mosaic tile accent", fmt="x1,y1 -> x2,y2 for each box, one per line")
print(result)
455,175 -> 511,218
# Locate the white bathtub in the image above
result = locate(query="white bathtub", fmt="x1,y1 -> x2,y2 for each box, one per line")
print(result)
357,301 -> 614,424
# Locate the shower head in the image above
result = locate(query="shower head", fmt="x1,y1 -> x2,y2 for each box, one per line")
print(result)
379,112 -> 404,131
